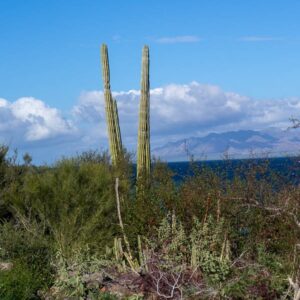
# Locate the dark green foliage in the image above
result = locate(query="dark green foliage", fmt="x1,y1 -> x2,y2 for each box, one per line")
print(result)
0,146 -> 299,298
0,222 -> 53,299
126,160 -> 178,239
0,150 -> 122,257
0,262 -> 42,300
28,159 -> 117,255
0,221 -> 52,273
96,293 -> 118,300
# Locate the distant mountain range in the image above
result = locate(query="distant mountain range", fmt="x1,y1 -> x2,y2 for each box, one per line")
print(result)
152,128 -> 300,161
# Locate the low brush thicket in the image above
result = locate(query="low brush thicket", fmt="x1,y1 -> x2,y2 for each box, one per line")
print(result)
0,146 -> 300,299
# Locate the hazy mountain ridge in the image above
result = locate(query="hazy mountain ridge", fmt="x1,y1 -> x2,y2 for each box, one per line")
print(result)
153,128 -> 300,161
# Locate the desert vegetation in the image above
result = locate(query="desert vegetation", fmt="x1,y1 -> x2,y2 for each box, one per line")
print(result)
0,45 -> 300,299
0,147 -> 300,299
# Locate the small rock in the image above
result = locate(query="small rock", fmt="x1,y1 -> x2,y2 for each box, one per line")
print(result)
83,272 -> 104,289
0,262 -> 13,271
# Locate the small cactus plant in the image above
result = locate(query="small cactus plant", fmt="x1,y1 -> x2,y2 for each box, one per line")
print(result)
137,46 -> 151,179
101,44 -> 122,165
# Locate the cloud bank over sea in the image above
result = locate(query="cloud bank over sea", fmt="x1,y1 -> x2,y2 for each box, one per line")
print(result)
1,82 -> 300,163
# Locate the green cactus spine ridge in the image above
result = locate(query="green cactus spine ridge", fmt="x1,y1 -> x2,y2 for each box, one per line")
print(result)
101,44 -> 122,165
113,97 -> 122,154
137,45 -> 151,179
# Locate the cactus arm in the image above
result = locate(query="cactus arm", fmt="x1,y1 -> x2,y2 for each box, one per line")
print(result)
113,98 -> 122,154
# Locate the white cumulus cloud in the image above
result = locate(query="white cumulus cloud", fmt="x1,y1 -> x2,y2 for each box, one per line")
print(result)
74,82 -> 300,148
11,97 -> 74,141
2,82 -> 300,163
0,97 -> 76,144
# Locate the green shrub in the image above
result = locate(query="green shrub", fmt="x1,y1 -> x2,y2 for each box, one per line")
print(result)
94,293 -> 118,300
190,216 -> 231,282
143,213 -> 231,282
51,247 -> 110,299
0,262 -> 42,300
4,158 -> 120,257
0,221 -> 53,297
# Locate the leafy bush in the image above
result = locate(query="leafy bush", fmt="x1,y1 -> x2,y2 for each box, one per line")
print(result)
190,216 -> 231,282
0,261 -> 45,300
3,157 -> 120,257
0,221 -> 53,295
50,247 -> 109,299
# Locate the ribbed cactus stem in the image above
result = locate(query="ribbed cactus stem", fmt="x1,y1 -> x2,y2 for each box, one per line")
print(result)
101,44 -> 122,165
101,44 -> 110,90
113,98 -> 122,154
137,45 -> 150,178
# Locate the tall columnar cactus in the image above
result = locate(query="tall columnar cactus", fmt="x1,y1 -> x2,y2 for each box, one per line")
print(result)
137,45 -> 151,179
101,44 -> 122,165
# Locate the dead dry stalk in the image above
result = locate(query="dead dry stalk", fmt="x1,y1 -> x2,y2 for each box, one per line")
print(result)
115,177 -> 132,258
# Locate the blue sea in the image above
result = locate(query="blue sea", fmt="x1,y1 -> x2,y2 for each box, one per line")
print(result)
167,157 -> 300,185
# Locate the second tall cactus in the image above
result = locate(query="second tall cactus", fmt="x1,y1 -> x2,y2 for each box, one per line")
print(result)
137,46 -> 151,179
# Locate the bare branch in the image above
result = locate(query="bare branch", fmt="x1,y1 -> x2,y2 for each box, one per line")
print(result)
288,277 -> 300,300
115,178 -> 135,265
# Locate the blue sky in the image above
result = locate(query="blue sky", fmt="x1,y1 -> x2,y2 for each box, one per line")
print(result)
1,0 -> 300,163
